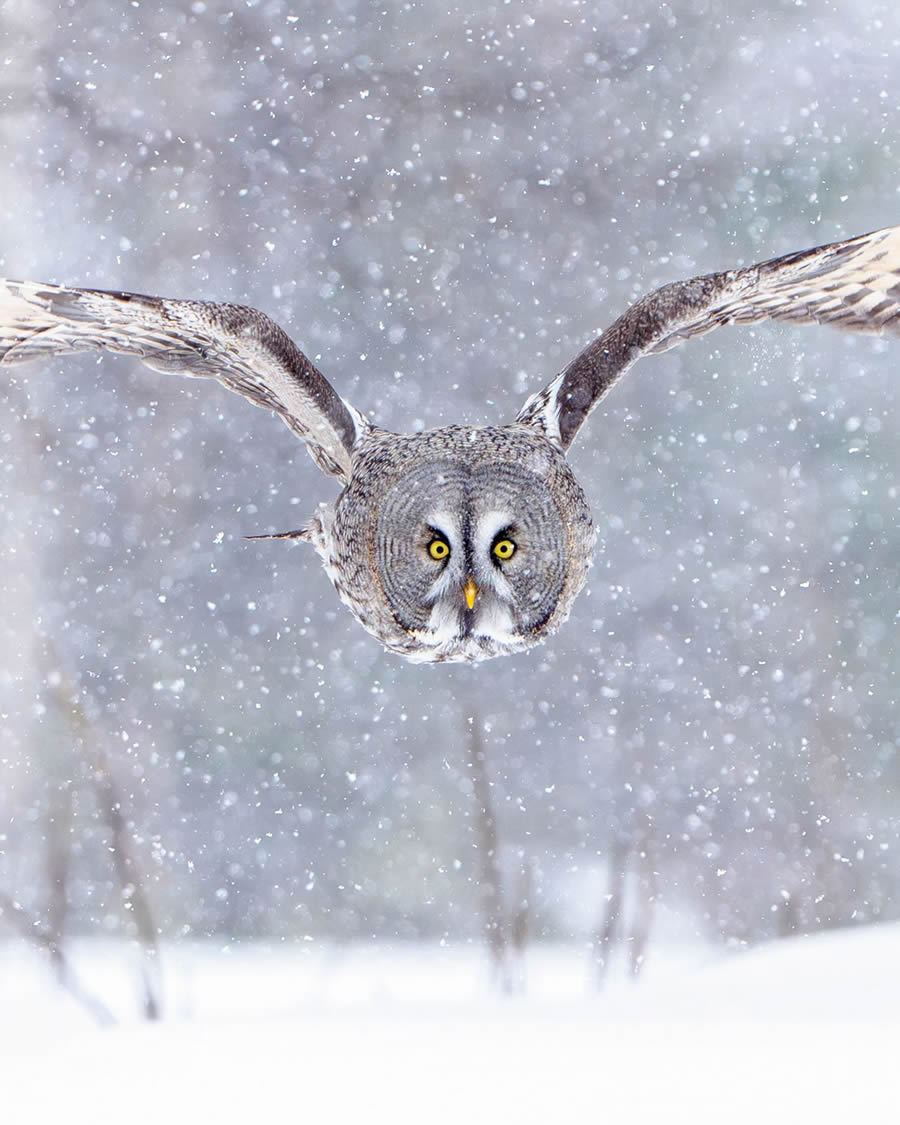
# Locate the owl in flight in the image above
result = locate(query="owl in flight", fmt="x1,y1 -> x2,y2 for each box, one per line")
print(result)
1,225 -> 899,662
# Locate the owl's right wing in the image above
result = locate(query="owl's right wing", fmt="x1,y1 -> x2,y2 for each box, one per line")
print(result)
0,280 -> 369,482
517,224 -> 900,450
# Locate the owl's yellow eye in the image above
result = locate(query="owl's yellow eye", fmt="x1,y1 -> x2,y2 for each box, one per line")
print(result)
428,537 -> 450,561
493,538 -> 516,561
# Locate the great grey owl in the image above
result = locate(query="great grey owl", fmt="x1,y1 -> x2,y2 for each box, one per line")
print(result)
2,225 -> 899,662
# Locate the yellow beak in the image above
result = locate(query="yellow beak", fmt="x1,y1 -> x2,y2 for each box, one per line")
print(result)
463,577 -> 478,611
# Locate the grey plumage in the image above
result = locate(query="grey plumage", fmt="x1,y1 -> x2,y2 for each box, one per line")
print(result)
315,425 -> 594,662
0,281 -> 366,480
2,224 -> 899,663
517,224 -> 900,447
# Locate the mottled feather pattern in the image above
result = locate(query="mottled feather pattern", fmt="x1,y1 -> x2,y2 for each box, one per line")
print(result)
1,225 -> 897,662
0,280 -> 364,481
518,224 -> 900,448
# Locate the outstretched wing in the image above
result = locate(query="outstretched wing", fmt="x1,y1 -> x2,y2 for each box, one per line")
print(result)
517,224 -> 900,450
0,280 -> 368,481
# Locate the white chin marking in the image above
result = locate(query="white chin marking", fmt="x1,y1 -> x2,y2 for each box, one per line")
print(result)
471,599 -> 517,642
405,598 -> 523,663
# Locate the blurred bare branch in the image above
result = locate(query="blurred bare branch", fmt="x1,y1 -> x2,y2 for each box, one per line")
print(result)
42,656 -> 163,1021
465,713 -> 511,993
0,892 -> 115,1026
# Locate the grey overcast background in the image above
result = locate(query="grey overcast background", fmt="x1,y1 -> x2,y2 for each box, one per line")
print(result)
1,0 -> 899,952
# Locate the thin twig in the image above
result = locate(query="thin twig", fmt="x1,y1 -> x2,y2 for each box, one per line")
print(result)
0,892 -> 116,1026
42,644 -> 163,1020
465,714 -> 511,993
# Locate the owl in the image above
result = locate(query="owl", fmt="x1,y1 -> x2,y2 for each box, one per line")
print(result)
2,225 -> 899,662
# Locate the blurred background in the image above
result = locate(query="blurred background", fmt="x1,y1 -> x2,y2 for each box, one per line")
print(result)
1,0 -> 899,1017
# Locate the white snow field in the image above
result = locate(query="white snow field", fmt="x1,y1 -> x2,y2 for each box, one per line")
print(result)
2,926 -> 898,1124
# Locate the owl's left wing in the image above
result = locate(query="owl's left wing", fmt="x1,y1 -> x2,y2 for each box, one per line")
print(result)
517,224 -> 900,450
0,280 -> 368,482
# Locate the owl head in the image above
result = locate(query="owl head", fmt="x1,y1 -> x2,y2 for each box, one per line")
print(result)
10,227 -> 893,662
327,426 -> 595,663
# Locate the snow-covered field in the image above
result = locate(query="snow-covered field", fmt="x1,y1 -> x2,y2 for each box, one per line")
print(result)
3,926 -> 898,1124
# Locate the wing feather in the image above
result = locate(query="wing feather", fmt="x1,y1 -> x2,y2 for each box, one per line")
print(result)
0,281 -> 367,481
517,224 -> 900,449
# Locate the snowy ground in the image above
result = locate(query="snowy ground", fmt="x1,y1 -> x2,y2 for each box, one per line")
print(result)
2,926 -> 898,1124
